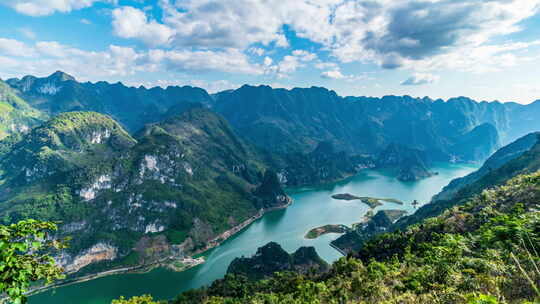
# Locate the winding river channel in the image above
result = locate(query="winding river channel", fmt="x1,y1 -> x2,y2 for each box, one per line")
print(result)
30,163 -> 478,304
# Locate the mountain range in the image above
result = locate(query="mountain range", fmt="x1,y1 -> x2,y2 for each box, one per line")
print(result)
7,71 -> 540,163
3,71 -> 540,280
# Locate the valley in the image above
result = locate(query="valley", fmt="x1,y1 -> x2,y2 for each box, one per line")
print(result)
29,163 -> 477,304
2,2 -> 540,302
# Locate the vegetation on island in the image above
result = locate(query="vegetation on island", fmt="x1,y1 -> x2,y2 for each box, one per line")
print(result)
332,193 -> 403,208
305,224 -> 349,239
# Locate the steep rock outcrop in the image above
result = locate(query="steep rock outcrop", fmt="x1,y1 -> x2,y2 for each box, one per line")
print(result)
227,242 -> 329,280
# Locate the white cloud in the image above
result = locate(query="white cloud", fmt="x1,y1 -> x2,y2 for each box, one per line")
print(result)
321,70 -> 345,79
411,40 -> 540,73
147,48 -> 263,74
401,73 -> 440,86
159,0 -> 287,49
2,0 -> 104,16
0,37 -> 265,82
81,18 -> 92,25
112,6 -> 174,47
315,62 -> 338,70
248,47 -> 265,56
121,0 -> 540,73
263,56 -> 273,67
320,68 -> 371,82
263,50 -> 317,78
0,38 -> 35,57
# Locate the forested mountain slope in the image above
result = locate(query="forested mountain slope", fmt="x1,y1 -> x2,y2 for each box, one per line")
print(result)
332,132 -> 540,254
0,79 -> 46,139
175,169 -> 540,304
0,108 -> 290,277
10,73 -> 540,165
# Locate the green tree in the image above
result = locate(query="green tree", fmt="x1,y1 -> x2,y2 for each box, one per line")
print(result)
0,219 -> 65,304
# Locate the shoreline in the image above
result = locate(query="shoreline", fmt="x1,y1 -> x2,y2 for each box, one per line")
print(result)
329,242 -> 347,257
26,197 -> 294,297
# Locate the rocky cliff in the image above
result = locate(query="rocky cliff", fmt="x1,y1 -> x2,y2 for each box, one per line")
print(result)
0,109 -> 290,276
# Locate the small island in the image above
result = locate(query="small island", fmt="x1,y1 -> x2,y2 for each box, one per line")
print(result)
305,224 -> 350,239
331,193 -> 403,208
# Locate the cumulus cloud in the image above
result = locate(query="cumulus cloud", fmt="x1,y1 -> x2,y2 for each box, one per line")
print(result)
1,0 -> 105,16
412,40 -> 540,73
120,0 -> 540,71
401,73 -> 439,86
0,38 -> 35,57
248,47 -> 265,56
146,48 -> 263,74
159,0 -> 287,49
320,68 -> 371,82
112,6 -> 174,47
321,70 -> 345,79
263,50 -> 317,78
0,37 -> 264,81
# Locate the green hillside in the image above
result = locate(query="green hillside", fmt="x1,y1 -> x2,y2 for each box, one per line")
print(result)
0,80 -> 46,139
175,169 -> 540,304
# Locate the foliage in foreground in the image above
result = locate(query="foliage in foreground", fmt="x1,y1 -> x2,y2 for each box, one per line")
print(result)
171,170 -> 540,303
0,220 -> 65,304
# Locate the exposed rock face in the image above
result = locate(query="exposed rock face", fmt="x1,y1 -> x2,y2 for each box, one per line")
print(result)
227,242 -> 329,280
79,175 -> 112,201
61,243 -> 118,273
0,109 -> 291,277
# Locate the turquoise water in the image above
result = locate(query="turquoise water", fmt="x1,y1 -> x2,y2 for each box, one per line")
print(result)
30,163 -> 477,304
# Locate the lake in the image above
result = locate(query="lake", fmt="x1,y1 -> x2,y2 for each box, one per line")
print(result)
30,163 -> 477,304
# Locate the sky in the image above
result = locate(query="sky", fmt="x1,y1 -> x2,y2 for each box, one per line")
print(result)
0,0 -> 540,104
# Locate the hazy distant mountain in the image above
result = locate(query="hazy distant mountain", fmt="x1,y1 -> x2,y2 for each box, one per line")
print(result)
211,85 -> 513,162
376,143 -> 434,181
394,131 -> 540,231
6,71 -> 540,170
6,71 -> 213,132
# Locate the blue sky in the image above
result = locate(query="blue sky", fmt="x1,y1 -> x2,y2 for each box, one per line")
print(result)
0,0 -> 540,103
